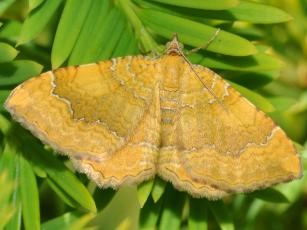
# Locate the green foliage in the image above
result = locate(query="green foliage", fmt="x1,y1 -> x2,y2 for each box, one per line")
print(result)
0,170 -> 16,229
0,0 -> 306,229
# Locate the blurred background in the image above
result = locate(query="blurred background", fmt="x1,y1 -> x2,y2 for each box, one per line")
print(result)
0,0 -> 306,229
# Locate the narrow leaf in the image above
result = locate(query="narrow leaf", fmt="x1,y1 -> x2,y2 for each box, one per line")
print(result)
151,177 -> 166,203
19,153 -> 40,230
31,163 -> 47,178
0,0 -> 15,15
0,114 -> 11,135
18,0 -> 63,45
26,141 -> 97,213
111,26 -> 138,58
138,8 -> 257,56
265,97 -> 297,112
189,52 -> 282,72
287,91 -> 307,114
51,0 -> 92,68
189,198 -> 208,230
0,20 -> 22,39
224,1 -> 292,24
159,185 -> 186,230
209,200 -> 234,230
5,192 -> 22,230
223,70 -> 279,89
82,7 -> 123,62
139,1 -> 291,24
62,212 -> 95,230
137,180 -> 154,208
0,140 -> 16,175
148,0 -> 238,10
0,140 -> 22,230
68,0 -> 110,65
41,211 -> 83,230
0,60 -> 43,86
139,196 -> 162,230
92,187 -> 116,211
15,128 -> 97,213
29,0 -> 45,11
0,42 -> 19,62
249,188 -> 289,203
46,178 -> 79,208
118,0 -> 160,53
97,11 -> 126,60
0,171 -> 16,229
229,81 -> 275,113
43,156 -> 97,213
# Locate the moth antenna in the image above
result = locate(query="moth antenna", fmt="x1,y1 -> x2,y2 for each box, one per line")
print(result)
171,34 -> 227,111
186,28 -> 221,55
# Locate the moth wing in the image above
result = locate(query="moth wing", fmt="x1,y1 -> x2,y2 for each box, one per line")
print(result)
5,57 -> 161,187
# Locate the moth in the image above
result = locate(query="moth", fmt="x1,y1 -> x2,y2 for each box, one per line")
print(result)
5,35 -> 302,199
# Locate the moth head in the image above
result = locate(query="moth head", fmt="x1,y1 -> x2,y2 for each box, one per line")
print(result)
165,33 -> 184,56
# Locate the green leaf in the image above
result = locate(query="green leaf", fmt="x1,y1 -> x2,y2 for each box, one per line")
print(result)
268,96 -> 297,112
96,11 -> 126,61
7,131 -> 46,180
19,153 -> 40,230
31,163 -> 47,178
92,187 -> 116,211
26,141 -> 96,213
0,140 -> 18,182
41,212 -> 81,230
223,1 -> 293,24
148,0 -> 238,10
139,1 -> 291,24
0,140 -> 22,230
287,91 -> 307,114
137,180 -> 154,208
46,178 -> 79,208
190,52 -> 282,72
188,198 -> 208,230
68,0 -> 110,65
209,200 -> 234,230
223,70 -> 279,89
0,20 -> 22,39
159,185 -> 186,230
118,0 -> 160,53
28,0 -> 45,11
0,60 -> 43,86
43,156 -> 96,212
0,171 -> 15,229
51,0 -> 92,68
0,90 -> 11,110
0,114 -> 11,136
80,6 -> 124,62
227,27 -> 264,41
111,26 -> 138,57
6,201 -> 22,230
139,196 -> 162,230
249,188 -> 289,203
18,0 -> 63,45
41,211 -> 95,230
137,8 -> 257,56
69,2 -> 125,64
0,0 -> 15,15
14,126 -> 96,213
229,81 -> 275,113
151,177 -> 166,203
62,212 -> 95,230
0,42 -> 19,62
